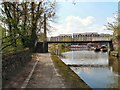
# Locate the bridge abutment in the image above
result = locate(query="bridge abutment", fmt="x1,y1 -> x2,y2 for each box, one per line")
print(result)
35,42 -> 48,53
43,42 -> 48,53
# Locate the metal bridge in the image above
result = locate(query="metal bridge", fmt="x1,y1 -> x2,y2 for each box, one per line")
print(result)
35,40 -> 113,53
35,14 -> 114,53
47,40 -> 111,43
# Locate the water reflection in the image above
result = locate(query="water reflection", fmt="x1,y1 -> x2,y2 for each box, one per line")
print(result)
60,50 -> 120,89
60,50 -> 108,65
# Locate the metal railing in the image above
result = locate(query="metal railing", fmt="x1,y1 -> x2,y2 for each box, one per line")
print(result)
48,38 -> 112,42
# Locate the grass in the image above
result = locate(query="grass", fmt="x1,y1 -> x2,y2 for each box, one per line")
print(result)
51,52 -> 91,89
60,47 -> 71,53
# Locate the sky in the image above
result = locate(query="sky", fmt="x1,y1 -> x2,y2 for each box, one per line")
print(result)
48,1 -> 119,37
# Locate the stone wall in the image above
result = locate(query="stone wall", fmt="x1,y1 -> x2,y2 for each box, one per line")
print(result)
2,49 -> 32,86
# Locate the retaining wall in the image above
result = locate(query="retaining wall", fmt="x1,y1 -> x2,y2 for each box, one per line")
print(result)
2,49 -> 32,86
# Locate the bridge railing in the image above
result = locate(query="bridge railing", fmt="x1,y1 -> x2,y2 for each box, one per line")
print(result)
47,38 -> 112,42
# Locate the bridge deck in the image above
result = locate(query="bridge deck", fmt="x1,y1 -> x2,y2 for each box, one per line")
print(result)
46,40 -> 111,43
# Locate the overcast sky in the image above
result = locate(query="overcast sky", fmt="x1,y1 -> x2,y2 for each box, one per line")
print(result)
48,1 -> 119,37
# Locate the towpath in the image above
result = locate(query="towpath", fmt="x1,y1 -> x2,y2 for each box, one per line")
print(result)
3,53 -> 65,88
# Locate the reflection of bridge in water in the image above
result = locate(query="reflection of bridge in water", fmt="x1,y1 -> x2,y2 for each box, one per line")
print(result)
70,47 -> 90,51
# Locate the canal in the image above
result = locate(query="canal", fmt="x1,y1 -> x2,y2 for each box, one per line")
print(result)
59,50 -> 120,89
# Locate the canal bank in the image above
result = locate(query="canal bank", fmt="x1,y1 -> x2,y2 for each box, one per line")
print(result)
110,51 -> 119,57
51,52 -> 91,88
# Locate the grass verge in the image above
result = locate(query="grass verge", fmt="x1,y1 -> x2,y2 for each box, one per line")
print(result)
60,48 -> 71,53
51,52 -> 91,89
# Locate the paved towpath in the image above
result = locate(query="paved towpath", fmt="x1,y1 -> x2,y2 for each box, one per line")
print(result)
4,53 -> 65,88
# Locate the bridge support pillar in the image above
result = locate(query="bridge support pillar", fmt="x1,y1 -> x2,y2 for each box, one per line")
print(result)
35,42 -> 48,53
35,42 -> 43,53
109,41 -> 114,51
43,41 -> 48,53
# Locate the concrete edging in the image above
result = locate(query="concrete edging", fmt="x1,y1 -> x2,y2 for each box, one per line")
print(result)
21,60 -> 38,88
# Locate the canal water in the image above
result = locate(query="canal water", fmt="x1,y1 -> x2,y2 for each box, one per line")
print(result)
59,50 -> 120,89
